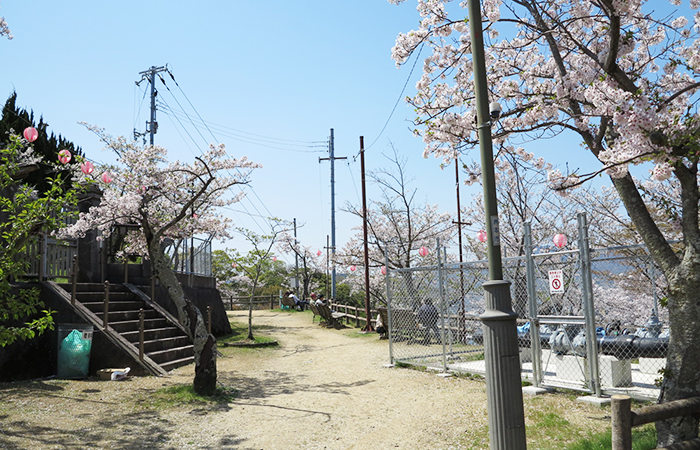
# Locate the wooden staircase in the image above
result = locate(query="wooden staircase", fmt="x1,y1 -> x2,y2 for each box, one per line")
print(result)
44,281 -> 195,376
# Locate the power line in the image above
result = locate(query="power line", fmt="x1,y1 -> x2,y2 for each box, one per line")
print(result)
364,42 -> 425,152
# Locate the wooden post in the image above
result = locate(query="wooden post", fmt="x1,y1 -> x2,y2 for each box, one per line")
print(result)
103,281 -> 110,329
150,273 -> 155,302
39,234 -> 47,281
207,305 -> 212,335
270,294 -> 274,310
611,395 -> 632,450
123,257 -> 128,284
139,308 -> 144,361
71,255 -> 78,305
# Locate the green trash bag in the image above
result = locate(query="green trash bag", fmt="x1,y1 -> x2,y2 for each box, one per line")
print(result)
57,329 -> 93,379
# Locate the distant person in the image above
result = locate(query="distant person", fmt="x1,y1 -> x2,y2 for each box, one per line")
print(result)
315,294 -> 327,307
416,299 -> 440,344
286,291 -> 309,311
375,310 -> 387,340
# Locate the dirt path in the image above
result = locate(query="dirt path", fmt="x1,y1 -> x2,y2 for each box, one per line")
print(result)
0,309 -> 606,450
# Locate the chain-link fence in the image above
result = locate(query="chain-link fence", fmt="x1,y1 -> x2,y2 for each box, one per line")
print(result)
386,213 -> 668,400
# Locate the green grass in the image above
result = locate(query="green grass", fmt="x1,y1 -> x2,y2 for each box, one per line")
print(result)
218,319 -> 276,345
143,384 -> 236,410
560,425 -> 656,450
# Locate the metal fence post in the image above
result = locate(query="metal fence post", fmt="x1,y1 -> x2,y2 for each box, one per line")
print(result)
524,223 -> 542,386
578,212 -> 601,397
384,250 -> 394,365
437,238 -> 448,372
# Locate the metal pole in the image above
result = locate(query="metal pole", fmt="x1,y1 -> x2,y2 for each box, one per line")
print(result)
384,249 -> 394,364
437,239 -> 448,372
467,0 -> 527,447
360,137 -> 374,331
524,222 -> 542,387
578,212 -> 601,397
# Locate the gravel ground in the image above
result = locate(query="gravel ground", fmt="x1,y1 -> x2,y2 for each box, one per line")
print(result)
0,309 -> 610,449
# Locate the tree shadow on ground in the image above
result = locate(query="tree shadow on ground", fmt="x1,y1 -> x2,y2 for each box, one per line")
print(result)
219,369 -> 376,400
0,380 -> 252,450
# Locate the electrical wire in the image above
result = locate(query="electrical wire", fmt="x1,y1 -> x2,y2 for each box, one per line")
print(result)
364,42 -> 425,153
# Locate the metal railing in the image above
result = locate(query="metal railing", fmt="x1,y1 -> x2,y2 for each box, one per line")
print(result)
163,236 -> 212,277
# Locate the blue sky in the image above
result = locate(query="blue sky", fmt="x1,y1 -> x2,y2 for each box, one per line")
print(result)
0,1 -> 601,263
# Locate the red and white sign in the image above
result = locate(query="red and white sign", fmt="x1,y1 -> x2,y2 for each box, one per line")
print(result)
548,269 -> 564,294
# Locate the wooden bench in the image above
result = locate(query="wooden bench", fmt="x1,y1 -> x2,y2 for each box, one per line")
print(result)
316,303 -> 347,328
309,302 -> 321,323
280,296 -> 296,310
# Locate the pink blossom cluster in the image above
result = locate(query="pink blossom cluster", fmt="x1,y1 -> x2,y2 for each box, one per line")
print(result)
390,0 -> 700,190
57,127 -> 260,257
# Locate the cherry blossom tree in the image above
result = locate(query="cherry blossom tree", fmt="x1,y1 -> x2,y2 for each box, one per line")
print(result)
232,223 -> 289,341
58,127 -> 259,395
0,4 -> 11,40
391,0 -> 700,443
276,232 -> 326,300
337,147 -> 455,307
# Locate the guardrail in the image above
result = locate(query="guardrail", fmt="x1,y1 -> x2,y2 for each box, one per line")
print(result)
611,395 -> 700,450
227,295 -> 278,311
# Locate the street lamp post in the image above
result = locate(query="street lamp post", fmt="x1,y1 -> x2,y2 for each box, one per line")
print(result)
467,0 -> 527,449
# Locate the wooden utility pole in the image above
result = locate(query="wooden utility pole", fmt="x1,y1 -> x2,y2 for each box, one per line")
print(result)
360,137 -> 373,331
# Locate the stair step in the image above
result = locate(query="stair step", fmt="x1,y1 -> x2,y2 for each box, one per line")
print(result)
160,356 -> 195,372
82,301 -> 149,312
148,345 -> 194,364
108,318 -> 170,332
121,327 -> 184,342
58,281 -> 201,376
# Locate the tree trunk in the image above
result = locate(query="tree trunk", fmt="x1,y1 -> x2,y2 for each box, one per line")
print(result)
610,175 -> 700,446
148,242 -> 217,396
656,260 -> 700,446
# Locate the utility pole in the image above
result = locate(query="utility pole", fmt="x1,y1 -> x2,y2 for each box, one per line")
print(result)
135,65 -> 167,145
453,157 -> 471,342
467,0 -> 527,448
319,128 -> 346,301
360,137 -> 374,331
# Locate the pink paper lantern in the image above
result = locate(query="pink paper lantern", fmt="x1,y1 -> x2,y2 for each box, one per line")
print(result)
477,230 -> 487,243
101,171 -> 113,183
380,266 -> 387,275
58,149 -> 72,164
418,246 -> 429,257
317,250 -> 322,256
350,265 -> 357,272
81,161 -> 94,175
553,233 -> 567,248
23,127 -> 38,142
272,256 -> 277,262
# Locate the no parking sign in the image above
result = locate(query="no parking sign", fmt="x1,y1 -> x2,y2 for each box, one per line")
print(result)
548,269 -> 564,294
